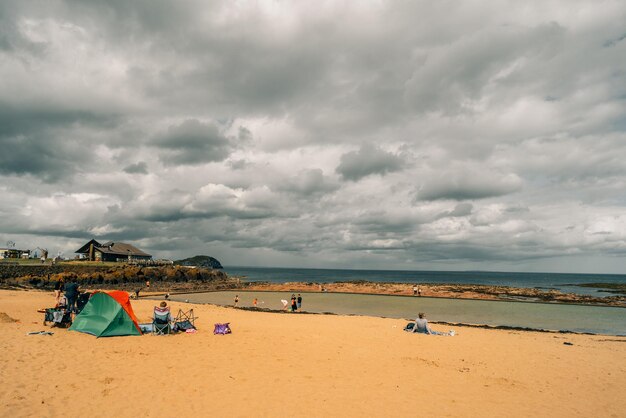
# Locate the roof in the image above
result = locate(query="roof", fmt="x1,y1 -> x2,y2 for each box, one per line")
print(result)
75,239 -> 151,257
75,239 -> 101,254
95,242 -> 151,257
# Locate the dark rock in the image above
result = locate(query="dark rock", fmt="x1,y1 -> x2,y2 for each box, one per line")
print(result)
174,255 -> 223,269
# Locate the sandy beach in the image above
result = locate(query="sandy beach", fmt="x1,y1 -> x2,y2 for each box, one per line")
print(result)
1,289 -> 625,418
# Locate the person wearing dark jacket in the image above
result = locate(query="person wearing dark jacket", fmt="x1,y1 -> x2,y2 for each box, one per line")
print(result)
64,278 -> 79,313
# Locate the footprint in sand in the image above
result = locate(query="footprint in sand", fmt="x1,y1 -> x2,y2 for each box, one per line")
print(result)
103,377 -> 114,385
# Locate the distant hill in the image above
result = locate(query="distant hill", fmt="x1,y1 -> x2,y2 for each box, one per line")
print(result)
174,255 -> 223,269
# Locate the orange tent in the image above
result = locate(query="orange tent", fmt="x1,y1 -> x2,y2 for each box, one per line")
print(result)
106,291 -> 141,333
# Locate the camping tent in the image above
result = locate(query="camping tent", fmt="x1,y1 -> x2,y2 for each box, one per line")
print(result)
69,291 -> 142,337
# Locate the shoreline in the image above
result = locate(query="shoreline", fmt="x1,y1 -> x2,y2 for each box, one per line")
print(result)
236,280 -> 626,307
1,263 -> 623,307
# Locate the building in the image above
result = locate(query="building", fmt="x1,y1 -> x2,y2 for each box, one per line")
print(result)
0,248 -> 30,259
75,239 -> 152,262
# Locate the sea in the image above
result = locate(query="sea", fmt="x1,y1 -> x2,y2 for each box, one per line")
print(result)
223,266 -> 626,297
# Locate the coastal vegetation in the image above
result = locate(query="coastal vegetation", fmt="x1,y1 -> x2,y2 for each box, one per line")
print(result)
0,264 -> 233,292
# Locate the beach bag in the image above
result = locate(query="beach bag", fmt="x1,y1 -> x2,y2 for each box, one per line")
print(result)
213,323 -> 232,335
174,320 -> 195,331
403,322 -> 415,332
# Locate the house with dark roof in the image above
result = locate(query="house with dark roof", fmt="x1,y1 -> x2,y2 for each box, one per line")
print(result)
75,239 -> 152,262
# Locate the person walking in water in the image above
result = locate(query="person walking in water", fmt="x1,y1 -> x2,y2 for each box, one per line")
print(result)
291,294 -> 297,312
234,295 -> 239,307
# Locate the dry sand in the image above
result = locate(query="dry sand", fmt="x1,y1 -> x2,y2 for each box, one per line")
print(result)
1,289 -> 624,418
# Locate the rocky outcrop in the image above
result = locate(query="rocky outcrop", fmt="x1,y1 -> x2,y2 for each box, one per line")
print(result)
240,281 -> 626,307
174,255 -> 223,269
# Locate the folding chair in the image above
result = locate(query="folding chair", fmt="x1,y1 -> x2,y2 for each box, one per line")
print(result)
43,308 -> 72,328
152,306 -> 172,335
173,308 -> 197,331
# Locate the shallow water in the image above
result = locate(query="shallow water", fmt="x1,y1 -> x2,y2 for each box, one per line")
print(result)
171,291 -> 626,336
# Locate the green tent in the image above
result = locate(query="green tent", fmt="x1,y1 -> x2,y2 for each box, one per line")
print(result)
69,291 -> 142,337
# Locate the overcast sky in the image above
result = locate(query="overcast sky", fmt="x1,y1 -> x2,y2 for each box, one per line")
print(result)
1,1 -> 625,273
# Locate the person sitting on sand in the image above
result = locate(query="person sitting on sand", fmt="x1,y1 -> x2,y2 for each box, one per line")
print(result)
414,313 -> 454,336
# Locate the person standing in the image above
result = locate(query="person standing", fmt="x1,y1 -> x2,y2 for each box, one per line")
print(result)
54,278 -> 65,306
297,294 -> 302,310
291,294 -> 297,312
418,286 -> 422,297
253,298 -> 258,308
234,294 -> 239,307
64,277 -> 79,313
413,285 -> 417,296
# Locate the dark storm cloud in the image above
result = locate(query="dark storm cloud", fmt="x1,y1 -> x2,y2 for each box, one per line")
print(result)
336,144 -> 406,181
152,119 -> 233,166
0,105 -> 117,181
273,169 -> 338,196
123,162 -> 148,174
603,32 -> 626,48
417,171 -> 522,201
404,22 -> 567,114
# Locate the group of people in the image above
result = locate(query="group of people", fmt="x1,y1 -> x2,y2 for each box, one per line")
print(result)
290,294 -> 302,311
280,294 -> 302,311
234,294 -> 303,312
53,277 -> 81,313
